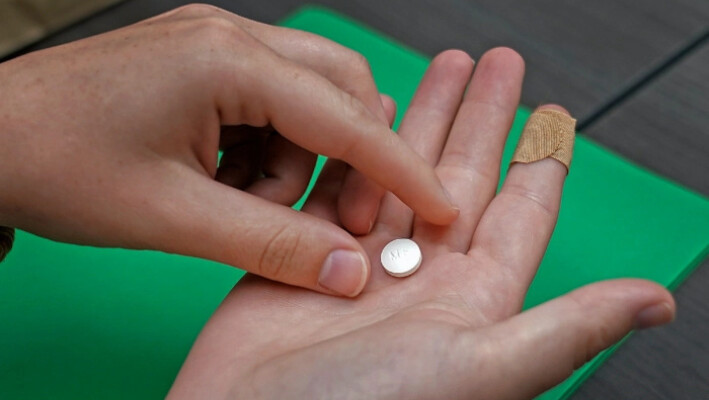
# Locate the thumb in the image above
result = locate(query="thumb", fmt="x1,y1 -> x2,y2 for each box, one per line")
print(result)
150,169 -> 369,297
469,279 -> 675,400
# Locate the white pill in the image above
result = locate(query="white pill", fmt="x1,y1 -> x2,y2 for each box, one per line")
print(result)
380,238 -> 422,278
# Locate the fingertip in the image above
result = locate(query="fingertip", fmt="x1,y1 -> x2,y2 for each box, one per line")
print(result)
508,103 -> 575,176
424,200 -> 460,226
623,279 -> 676,329
444,206 -> 462,225
635,301 -> 675,330
481,47 -> 525,71
379,94 -> 397,125
432,49 -> 475,74
535,104 -> 570,115
570,278 -> 676,330
337,172 -> 384,235
338,194 -> 379,235
410,180 -> 460,226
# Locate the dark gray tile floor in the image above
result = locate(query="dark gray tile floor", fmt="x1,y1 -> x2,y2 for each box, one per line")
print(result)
576,41 -> 709,400
15,0 -> 709,123
0,0 -> 122,55
7,1 -> 709,398
586,44 -> 709,196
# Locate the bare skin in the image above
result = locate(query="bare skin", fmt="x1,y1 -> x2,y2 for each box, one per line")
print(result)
0,5 -> 458,298
168,49 -> 675,399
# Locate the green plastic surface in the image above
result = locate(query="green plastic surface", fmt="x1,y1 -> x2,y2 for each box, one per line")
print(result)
2,6 -> 709,399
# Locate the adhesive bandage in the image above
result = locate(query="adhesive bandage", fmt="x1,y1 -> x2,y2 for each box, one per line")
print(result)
510,109 -> 576,172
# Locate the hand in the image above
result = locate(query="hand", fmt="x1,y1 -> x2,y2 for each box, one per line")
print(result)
0,5 -> 458,296
167,49 -> 675,400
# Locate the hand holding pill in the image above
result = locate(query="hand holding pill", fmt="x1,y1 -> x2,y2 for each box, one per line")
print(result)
170,47 -> 675,400
0,6 -> 677,398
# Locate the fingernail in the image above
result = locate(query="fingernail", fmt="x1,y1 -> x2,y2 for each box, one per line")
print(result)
318,250 -> 367,297
443,186 -> 460,212
634,302 -> 674,330
443,186 -> 454,205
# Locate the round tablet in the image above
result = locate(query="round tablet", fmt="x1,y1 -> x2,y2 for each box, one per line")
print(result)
380,238 -> 422,278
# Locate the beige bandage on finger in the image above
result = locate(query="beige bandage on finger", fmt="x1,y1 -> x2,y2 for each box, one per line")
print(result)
510,109 -> 577,172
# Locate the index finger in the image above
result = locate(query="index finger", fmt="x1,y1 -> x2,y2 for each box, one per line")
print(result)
215,40 -> 459,225
155,5 -> 394,231
220,9 -> 396,234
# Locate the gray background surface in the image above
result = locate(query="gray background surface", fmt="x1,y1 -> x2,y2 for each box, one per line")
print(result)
10,1 -> 709,398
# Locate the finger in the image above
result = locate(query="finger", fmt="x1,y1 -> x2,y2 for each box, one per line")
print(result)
159,6 -> 458,224
161,5 -> 450,234
300,160 -> 348,224
380,94 -> 397,123
149,167 -> 370,297
414,47 -> 524,253
464,279 -> 675,399
235,14 -> 395,234
301,94 -> 396,226
470,105 -> 572,302
336,94 -> 397,234
371,50 -> 474,238
214,39 -> 458,226
246,134 -> 318,206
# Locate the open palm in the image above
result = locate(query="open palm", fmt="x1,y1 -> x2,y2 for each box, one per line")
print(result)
168,49 -> 673,400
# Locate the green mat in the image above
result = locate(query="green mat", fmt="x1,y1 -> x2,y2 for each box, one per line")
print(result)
2,6 -> 709,399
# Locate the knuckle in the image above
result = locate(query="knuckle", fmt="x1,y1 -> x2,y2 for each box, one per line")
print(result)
437,152 -> 498,187
565,291 -> 619,368
349,51 -> 372,73
344,51 -> 374,84
194,16 -> 245,43
330,49 -> 372,84
503,183 -> 557,218
178,15 -> 255,75
257,226 -> 303,282
169,5 -> 248,47
575,318 -> 613,369
174,3 -> 225,18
